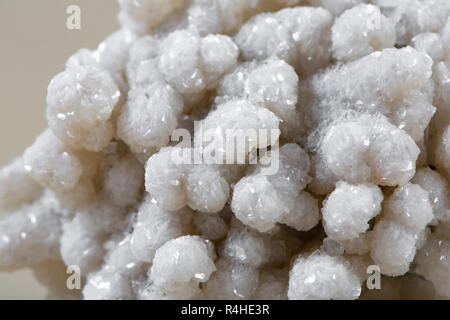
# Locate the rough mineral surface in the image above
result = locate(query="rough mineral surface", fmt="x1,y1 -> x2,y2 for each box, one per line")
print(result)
1,0 -> 450,300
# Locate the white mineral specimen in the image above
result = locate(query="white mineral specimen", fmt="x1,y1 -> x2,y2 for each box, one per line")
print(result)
2,0 -> 450,301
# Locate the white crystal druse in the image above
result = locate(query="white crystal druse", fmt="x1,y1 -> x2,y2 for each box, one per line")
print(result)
2,0 -> 450,300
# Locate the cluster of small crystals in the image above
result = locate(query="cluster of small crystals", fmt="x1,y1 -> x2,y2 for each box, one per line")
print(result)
1,0 -> 450,300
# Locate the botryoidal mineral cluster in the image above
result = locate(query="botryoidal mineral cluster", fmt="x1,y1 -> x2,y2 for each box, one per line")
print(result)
1,0 -> 450,300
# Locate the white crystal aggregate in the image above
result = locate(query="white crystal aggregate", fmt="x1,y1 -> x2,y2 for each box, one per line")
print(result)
1,0 -> 450,300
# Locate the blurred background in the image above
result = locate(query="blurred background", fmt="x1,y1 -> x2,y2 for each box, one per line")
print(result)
0,0 -> 119,299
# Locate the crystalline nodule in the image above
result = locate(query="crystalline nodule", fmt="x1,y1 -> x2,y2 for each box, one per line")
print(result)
158,29 -> 238,107
322,181 -> 383,241
217,58 -> 301,141
46,65 -> 120,152
117,82 -> 184,153
197,99 -> 280,162
411,167 -> 450,222
185,165 -> 230,213
144,146 -> 233,213
331,4 -> 396,62
300,46 -> 434,140
278,191 -> 320,232
231,144 -> 312,232
60,212 -> 104,275
370,220 -> 418,276
234,6 -> 333,76
383,183 -> 433,232
312,113 -> 420,188
150,236 -> 216,299
375,0 -> 450,45
412,32 -> 445,62
130,197 -> 193,263
187,0 -> 303,36
288,252 -> 361,300
144,146 -> 187,211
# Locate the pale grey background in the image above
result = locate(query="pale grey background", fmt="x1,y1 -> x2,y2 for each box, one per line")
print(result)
0,0 -> 118,299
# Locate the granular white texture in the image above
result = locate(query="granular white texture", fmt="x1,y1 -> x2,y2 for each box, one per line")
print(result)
288,252 -> 362,300
187,0 -> 302,36
129,197 -> 194,263
144,146 -> 236,213
308,0 -> 367,16
203,258 -> 260,300
150,236 -> 216,299
411,167 -> 450,222
309,113 -> 420,195
116,82 -> 184,153
3,0 -> 450,300
322,181 -> 383,241
234,6 -> 333,76
412,32 -> 445,63
382,183 -> 433,232
217,58 -> 301,141
331,4 -> 396,62
300,47 -> 435,142
46,66 -> 121,152
0,191 -> 66,271
370,220 -> 418,276
195,99 -> 281,162
23,129 -> 84,191
374,0 -> 450,45
415,234 -> 450,297
232,143 -> 313,232
0,157 -> 42,212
